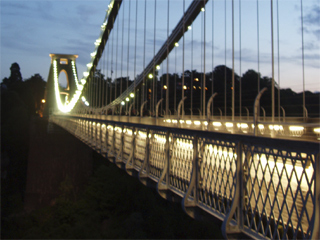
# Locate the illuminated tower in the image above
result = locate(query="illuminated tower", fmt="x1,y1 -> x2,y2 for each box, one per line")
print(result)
44,53 -> 79,116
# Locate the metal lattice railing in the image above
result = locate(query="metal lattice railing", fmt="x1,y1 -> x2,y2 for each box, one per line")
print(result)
198,139 -> 237,218
50,114 -> 320,240
149,130 -> 166,179
242,144 -> 316,239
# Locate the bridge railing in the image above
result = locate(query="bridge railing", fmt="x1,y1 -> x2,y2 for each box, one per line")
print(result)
51,114 -> 319,240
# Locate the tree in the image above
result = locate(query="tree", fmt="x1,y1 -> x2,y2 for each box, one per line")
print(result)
23,74 -> 47,115
1,63 -> 23,89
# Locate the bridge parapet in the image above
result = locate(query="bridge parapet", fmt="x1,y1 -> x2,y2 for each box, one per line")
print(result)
51,114 -> 319,240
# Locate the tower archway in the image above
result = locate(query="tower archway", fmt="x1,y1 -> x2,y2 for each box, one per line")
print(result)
44,53 -> 79,115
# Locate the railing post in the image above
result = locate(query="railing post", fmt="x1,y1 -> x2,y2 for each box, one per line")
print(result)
177,96 -> 187,122
115,124 -> 124,167
311,153 -> 320,240
156,98 -> 164,118
125,127 -> 136,175
253,87 -> 267,136
94,122 -> 97,150
244,107 -> 249,121
89,121 -> 92,146
222,141 -> 244,238
261,107 -> 266,122
303,106 -> 308,122
165,131 -> 170,188
182,135 -> 199,218
99,123 -> 102,153
207,93 -> 218,124
157,130 -> 171,199
110,123 -> 115,160
280,106 -> 286,122
140,100 -> 148,118
85,121 -> 88,142
218,108 -> 223,120
129,102 -> 134,117
103,124 -> 108,157
139,128 -> 150,185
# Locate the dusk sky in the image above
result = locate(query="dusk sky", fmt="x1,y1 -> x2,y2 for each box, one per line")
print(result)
1,0 -> 319,93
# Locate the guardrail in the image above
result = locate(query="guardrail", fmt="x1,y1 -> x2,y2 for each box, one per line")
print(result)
50,114 -> 319,240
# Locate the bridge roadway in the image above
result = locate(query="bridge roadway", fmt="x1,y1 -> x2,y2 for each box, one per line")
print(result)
50,113 -> 319,240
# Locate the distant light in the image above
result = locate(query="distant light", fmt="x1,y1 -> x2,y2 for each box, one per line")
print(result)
188,26 -> 192,30
314,128 -> 320,133
41,99 -> 46,103
174,42 -> 179,47
121,101 -> 125,106
163,85 -> 167,89
130,93 -> 134,98
193,86 -> 196,89
212,122 -> 222,127
194,78 -> 199,81
183,85 -> 187,90
194,121 -> 201,125
289,126 -> 304,131
95,39 -> 101,46
156,65 -> 160,70
201,7 -> 205,12
126,97 -> 130,102
269,125 -> 283,131
148,73 -> 153,79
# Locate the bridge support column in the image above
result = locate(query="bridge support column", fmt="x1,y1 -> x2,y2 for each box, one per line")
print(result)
44,53 -> 79,115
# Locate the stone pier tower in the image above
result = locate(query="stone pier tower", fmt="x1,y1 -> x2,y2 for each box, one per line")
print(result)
44,53 -> 79,115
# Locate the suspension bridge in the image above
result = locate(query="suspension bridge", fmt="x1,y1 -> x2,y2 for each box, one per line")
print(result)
43,0 -> 319,239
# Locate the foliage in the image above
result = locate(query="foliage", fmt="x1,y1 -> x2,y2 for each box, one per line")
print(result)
3,159 -> 223,239
1,64 -> 47,239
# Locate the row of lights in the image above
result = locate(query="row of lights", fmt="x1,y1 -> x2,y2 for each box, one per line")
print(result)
81,4 -> 199,109
81,96 -> 90,106
162,119 -> 316,135
121,93 -> 135,105
53,60 -> 83,112
78,1 -> 116,108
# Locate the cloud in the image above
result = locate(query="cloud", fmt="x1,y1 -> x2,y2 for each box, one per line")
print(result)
304,5 -> 320,26
303,4 -> 320,40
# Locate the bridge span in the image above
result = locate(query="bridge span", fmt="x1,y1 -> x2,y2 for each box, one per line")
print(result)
43,0 -> 320,239
50,113 -> 319,240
